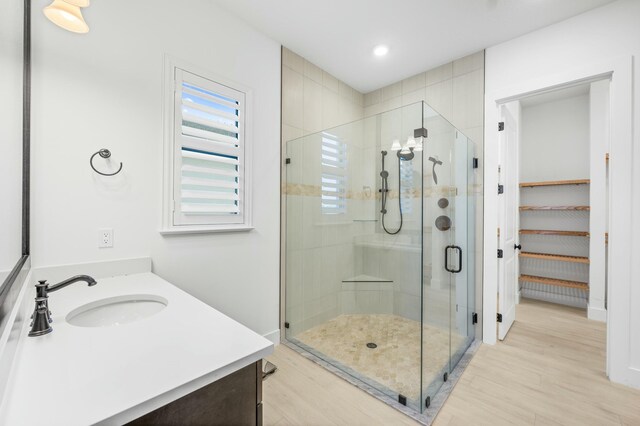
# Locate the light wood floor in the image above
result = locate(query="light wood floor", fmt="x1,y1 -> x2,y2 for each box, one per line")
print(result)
263,299 -> 640,425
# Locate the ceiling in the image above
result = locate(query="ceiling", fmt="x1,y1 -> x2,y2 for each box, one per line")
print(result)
214,0 -> 616,93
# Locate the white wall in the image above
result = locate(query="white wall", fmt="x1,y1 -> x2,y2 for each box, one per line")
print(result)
484,0 -> 640,388
518,93 -> 591,309
521,94 -> 590,182
0,0 -> 24,276
30,0 -> 281,340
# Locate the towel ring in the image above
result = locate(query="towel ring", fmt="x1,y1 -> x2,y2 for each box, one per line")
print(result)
90,149 -> 123,176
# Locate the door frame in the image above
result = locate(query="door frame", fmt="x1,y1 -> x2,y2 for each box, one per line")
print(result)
482,56 -> 634,386
497,102 -> 520,340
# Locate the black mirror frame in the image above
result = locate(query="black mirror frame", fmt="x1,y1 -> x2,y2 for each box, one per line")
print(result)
0,0 -> 31,327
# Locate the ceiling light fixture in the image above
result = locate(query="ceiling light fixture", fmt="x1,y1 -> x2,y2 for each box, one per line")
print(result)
373,45 -> 389,57
43,0 -> 90,34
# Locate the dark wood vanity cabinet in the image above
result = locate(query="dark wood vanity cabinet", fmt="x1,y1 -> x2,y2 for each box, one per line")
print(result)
127,360 -> 263,426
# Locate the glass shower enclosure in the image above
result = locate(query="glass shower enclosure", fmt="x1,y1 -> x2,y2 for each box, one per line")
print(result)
284,102 -> 476,413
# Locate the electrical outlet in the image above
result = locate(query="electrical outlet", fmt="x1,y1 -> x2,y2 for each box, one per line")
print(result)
98,228 -> 113,248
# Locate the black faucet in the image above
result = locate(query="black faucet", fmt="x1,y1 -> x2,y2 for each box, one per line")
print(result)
28,275 -> 97,337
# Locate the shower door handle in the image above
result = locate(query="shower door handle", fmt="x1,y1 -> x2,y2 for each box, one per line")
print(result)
452,245 -> 462,273
445,245 -> 463,273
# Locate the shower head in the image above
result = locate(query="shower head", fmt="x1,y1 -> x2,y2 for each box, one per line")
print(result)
428,156 -> 443,166
428,157 -> 443,185
397,150 -> 415,161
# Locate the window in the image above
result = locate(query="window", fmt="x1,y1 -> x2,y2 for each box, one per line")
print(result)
320,132 -> 347,215
163,60 -> 252,233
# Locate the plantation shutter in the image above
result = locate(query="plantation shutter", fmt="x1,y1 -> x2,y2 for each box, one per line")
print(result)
173,69 -> 246,225
321,132 -> 347,214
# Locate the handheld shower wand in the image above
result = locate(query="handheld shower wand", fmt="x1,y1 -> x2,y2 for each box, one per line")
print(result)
379,150 -> 403,235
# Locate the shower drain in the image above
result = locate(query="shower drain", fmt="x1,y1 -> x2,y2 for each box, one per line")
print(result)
366,342 -> 377,349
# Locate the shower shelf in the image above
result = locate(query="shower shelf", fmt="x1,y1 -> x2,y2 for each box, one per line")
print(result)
519,229 -> 589,237
341,274 -> 393,283
519,206 -> 590,211
519,179 -> 590,188
519,274 -> 589,290
519,252 -> 589,264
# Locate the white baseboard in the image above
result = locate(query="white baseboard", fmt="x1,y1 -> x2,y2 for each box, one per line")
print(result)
610,367 -> 640,390
588,305 -> 607,322
263,329 -> 280,345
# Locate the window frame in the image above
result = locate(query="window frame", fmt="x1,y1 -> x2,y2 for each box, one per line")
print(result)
161,56 -> 254,234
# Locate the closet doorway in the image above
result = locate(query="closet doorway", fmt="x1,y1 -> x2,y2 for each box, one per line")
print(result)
496,80 -> 610,351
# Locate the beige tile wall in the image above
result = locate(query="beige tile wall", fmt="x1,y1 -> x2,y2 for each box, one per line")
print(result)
281,48 -> 366,335
282,47 -> 365,145
363,52 -> 485,334
363,51 -> 484,150
281,47 -> 485,339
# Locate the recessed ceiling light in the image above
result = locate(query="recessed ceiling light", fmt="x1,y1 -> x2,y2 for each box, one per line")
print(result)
373,45 -> 389,57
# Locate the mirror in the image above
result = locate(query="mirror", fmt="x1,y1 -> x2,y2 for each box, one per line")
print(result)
0,1 -> 27,287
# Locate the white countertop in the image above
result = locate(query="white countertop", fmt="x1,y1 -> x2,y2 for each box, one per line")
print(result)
0,272 -> 273,425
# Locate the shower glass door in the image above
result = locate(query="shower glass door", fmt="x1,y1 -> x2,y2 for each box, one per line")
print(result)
284,101 -> 475,415
284,103 -> 426,412
449,129 -> 476,370
420,103 -> 475,410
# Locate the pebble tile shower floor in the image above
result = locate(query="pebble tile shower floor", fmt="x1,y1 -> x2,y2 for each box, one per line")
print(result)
294,314 -> 464,405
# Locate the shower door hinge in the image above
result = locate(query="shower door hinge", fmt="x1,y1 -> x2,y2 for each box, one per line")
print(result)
497,313 -> 503,322
498,121 -> 505,131
473,157 -> 479,169
472,312 -> 478,324
285,158 -> 291,164
498,184 -> 504,194
497,249 -> 504,258
414,127 -> 428,139
284,322 -> 290,329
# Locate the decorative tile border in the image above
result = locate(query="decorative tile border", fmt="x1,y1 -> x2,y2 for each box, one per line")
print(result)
283,183 -> 459,199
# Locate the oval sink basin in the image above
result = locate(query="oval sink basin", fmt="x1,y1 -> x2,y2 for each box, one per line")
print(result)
66,294 -> 168,327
